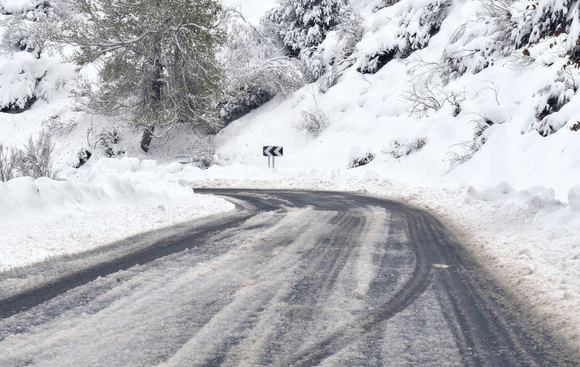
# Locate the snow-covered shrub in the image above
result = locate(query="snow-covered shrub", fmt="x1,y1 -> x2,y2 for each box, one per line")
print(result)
374,0 -> 402,12
336,7 -> 365,58
402,68 -> 465,118
73,149 -> 92,168
445,115 -> 497,171
318,7 -> 364,92
0,52 -> 41,112
219,57 -> 304,124
472,116 -> 494,147
42,114 -> 77,135
14,131 -> 58,179
402,78 -> 444,118
238,57 -> 304,98
530,68 -> 578,136
0,51 -> 69,113
383,137 -> 427,158
516,0 -> 580,67
0,144 -> 18,182
517,0 -> 574,49
318,68 -> 344,93
358,0 -> 452,74
219,87 -> 273,124
292,107 -> 329,137
190,135 -> 217,169
444,140 -> 480,172
445,88 -> 466,117
173,129 -> 218,168
473,80 -> 502,106
96,128 -> 124,158
349,152 -> 375,168
0,1 -> 71,113
1,0 -> 61,57
441,0 -> 519,80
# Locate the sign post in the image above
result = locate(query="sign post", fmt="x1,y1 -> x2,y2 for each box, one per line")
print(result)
263,146 -> 283,168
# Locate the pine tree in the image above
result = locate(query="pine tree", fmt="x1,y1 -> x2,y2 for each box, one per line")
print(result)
57,0 -> 226,133
263,0 -> 349,57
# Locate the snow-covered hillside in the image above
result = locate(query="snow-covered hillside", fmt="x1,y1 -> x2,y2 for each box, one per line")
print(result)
1,0 -> 580,355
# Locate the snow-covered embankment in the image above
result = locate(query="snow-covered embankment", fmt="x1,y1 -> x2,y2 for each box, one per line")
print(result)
0,157 -> 234,273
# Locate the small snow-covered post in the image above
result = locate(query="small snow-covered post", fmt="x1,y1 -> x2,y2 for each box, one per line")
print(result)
263,146 -> 283,169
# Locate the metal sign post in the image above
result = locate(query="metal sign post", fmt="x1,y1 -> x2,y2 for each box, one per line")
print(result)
263,146 -> 283,169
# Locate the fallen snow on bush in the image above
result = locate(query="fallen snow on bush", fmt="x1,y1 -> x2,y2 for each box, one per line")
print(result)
0,52 -> 72,111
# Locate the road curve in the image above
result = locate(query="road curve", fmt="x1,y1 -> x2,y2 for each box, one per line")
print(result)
0,189 -> 577,366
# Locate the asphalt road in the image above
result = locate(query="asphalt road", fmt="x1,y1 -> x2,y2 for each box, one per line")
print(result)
0,189 -> 577,366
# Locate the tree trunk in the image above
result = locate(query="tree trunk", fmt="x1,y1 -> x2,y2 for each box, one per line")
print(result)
140,126 -> 155,152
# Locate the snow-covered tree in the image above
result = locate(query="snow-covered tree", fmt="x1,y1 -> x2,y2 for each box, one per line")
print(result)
357,0 -> 452,74
317,6 -> 364,92
516,0 -> 580,136
263,0 -> 349,57
527,68 -> 579,136
263,0 -> 362,83
441,0 -> 519,80
56,0 -> 226,134
217,7 -> 303,124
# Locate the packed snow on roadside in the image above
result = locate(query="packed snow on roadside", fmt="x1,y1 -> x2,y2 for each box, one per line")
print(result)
0,157 -> 235,273
1,0 -> 580,355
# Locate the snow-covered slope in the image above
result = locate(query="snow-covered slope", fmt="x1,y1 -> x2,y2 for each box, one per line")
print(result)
1,0 -> 580,354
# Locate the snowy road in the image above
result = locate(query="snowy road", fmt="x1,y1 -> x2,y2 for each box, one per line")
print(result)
0,189 -> 575,366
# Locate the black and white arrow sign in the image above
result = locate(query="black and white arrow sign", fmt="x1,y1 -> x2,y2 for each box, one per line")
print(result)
263,146 -> 283,157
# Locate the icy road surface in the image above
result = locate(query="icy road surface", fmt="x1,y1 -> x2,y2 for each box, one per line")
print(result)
0,189 -> 576,366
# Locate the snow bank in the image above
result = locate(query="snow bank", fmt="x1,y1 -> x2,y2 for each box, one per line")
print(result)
466,181 -> 565,212
0,157 -> 235,273
569,185 -> 580,211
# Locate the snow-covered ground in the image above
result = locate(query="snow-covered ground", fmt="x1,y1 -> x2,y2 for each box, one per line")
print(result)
0,158 -> 235,272
1,0 -> 580,355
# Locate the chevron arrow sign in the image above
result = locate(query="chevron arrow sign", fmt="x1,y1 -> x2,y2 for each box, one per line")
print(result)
263,146 -> 283,157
